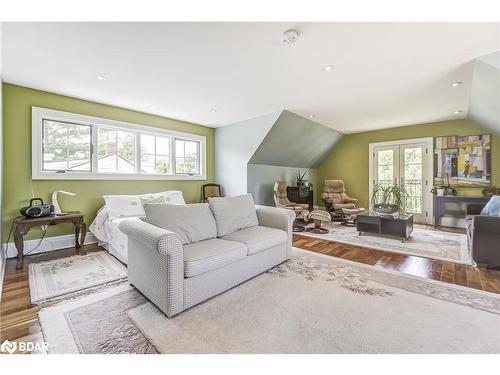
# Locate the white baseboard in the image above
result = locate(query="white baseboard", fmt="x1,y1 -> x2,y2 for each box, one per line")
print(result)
0,249 -> 5,301
3,232 -> 98,259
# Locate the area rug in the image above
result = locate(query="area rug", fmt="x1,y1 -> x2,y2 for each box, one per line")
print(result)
299,223 -> 471,265
29,251 -> 127,304
38,248 -> 500,354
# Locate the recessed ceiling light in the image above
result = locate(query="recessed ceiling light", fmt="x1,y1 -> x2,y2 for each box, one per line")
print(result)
323,65 -> 333,72
96,75 -> 106,80
340,128 -> 345,132
307,114 -> 314,119
453,110 -> 462,114
210,109 -> 217,113
451,81 -> 463,87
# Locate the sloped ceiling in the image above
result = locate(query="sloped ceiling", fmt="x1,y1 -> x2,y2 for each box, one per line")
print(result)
3,23 -> 498,132
248,110 -> 343,168
468,51 -> 500,134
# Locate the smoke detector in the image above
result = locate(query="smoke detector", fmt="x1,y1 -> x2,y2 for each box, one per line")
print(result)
282,29 -> 299,44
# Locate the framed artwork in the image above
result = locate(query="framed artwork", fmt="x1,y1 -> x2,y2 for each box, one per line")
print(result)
434,134 -> 491,187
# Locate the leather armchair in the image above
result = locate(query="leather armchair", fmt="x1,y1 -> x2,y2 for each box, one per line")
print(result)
321,180 -> 359,218
273,181 -> 309,231
466,203 -> 500,269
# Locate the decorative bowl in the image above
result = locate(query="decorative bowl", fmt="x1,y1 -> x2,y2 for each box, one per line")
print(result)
373,203 -> 399,215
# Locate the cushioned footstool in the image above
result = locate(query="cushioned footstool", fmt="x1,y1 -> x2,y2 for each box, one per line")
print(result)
305,210 -> 331,234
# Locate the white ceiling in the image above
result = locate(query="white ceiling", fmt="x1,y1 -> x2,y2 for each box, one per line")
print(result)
2,22 -> 499,132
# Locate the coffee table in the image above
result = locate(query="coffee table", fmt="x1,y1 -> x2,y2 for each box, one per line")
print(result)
356,211 -> 413,242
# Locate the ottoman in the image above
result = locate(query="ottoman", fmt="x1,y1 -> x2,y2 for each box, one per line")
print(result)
305,210 -> 332,234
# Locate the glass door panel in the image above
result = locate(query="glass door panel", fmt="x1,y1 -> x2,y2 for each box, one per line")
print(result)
372,142 -> 429,224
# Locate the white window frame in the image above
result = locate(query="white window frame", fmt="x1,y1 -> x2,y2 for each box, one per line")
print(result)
32,107 -> 207,180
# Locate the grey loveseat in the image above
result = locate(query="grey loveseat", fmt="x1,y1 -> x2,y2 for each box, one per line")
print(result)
119,196 -> 294,317
466,201 -> 500,268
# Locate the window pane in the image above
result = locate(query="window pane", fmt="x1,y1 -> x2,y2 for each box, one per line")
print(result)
378,149 -> 393,166
98,128 -> 135,173
378,165 -> 393,182
141,135 -> 155,154
42,120 -> 91,171
175,139 -> 199,174
156,137 -> 170,156
155,156 -> 170,174
140,135 -> 171,174
140,154 -> 155,174
404,147 -> 422,165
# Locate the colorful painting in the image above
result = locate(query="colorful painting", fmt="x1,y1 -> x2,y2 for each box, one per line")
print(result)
434,134 -> 491,187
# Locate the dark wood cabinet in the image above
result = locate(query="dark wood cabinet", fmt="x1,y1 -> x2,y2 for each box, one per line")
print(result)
286,186 -> 314,210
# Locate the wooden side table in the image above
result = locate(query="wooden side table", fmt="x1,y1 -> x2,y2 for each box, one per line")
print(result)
13,211 -> 87,269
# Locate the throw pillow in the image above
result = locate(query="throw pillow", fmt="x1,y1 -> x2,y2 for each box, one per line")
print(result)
103,191 -> 186,219
144,203 -> 217,245
139,196 -> 166,205
208,194 -> 259,236
103,195 -> 145,219
480,195 -> 500,217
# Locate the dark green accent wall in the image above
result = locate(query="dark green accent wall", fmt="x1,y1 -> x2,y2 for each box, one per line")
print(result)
2,83 -> 215,241
317,119 -> 499,209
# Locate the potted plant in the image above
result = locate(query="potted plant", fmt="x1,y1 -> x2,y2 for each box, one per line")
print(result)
296,170 -> 308,187
431,185 -> 445,196
371,183 -> 408,214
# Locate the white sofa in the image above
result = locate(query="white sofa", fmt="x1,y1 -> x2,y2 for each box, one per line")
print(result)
119,195 -> 294,317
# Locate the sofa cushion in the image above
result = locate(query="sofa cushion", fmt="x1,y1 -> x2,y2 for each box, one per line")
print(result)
208,194 -> 259,236
222,226 -> 287,256
480,195 -> 500,217
183,238 -> 247,277
144,203 -> 217,245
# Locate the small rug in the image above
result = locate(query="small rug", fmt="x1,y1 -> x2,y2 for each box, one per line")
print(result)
29,251 -> 127,304
299,224 -> 471,264
39,248 -> 500,354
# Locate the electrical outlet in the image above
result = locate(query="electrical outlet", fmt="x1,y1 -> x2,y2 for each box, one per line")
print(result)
40,225 -> 48,231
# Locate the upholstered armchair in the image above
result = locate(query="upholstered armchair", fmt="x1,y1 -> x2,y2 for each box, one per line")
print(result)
273,181 -> 309,231
321,179 -> 359,218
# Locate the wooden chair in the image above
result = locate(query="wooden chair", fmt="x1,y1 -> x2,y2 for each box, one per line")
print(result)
202,183 -> 222,202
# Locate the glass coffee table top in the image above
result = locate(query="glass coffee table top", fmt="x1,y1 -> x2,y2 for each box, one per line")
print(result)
359,211 -> 413,220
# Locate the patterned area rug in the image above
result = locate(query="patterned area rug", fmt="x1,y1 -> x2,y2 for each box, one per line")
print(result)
300,223 -> 471,264
29,251 -> 127,304
39,248 -> 500,354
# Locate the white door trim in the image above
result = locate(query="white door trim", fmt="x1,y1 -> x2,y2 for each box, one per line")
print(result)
368,137 -> 434,224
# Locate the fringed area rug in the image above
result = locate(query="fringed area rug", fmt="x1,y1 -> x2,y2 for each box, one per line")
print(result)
29,251 -> 127,304
300,224 -> 471,265
39,248 -> 500,354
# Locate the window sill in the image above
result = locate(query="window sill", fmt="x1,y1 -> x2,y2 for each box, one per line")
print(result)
31,172 -> 207,181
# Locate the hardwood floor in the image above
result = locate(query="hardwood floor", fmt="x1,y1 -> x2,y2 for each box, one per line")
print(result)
1,231 -> 500,353
292,234 -> 500,293
0,244 -> 103,352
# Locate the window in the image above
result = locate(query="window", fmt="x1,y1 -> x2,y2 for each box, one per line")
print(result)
32,107 -> 206,180
175,139 -> 199,175
42,120 -> 91,172
140,135 -> 171,174
98,128 -> 136,173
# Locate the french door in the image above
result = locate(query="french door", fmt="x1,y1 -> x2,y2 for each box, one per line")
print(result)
370,139 -> 432,224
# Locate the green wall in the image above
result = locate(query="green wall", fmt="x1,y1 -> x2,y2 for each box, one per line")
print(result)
2,83 -> 215,241
317,119 -> 500,209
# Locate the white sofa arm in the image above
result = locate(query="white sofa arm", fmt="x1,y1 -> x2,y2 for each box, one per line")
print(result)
119,218 -> 184,317
119,217 -> 182,255
256,205 -> 295,257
